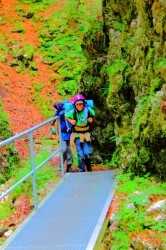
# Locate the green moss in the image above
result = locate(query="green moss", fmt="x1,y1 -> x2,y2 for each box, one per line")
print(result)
9,43 -> 35,71
0,41 -> 8,63
0,105 -> 11,140
154,59 -> 166,82
0,102 -> 20,183
11,20 -> 25,33
139,147 -> 150,164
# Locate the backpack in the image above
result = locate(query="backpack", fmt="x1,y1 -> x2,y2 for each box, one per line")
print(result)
51,101 -> 72,134
51,102 -> 64,126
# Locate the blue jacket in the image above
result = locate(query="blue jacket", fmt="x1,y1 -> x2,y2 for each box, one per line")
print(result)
59,110 -> 72,141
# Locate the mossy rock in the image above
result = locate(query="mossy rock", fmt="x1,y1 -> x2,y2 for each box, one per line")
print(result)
79,0 -> 166,181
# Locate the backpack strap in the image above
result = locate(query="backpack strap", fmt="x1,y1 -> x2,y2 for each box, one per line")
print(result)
73,125 -> 90,133
65,118 -> 72,133
72,107 -> 92,133
59,110 -> 72,133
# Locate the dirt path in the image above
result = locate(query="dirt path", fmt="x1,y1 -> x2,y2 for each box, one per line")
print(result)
0,0 -> 63,157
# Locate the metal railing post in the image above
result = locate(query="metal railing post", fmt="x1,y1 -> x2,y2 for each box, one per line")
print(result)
58,118 -> 64,178
0,116 -> 63,206
29,132 -> 38,210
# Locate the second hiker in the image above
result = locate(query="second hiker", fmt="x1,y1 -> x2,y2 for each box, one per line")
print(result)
65,94 -> 95,172
51,100 -> 74,173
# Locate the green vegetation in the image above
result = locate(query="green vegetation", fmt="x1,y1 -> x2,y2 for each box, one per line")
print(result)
0,0 -> 102,116
0,201 -> 14,222
0,140 -> 60,225
0,41 -> 7,63
80,0 -> 166,181
0,1 -> 102,234
11,20 -> 25,33
38,0 -> 102,98
28,81 -> 55,118
0,103 -> 11,140
10,142 -> 59,201
102,173 -> 166,249
0,102 -> 20,183
1,0 -> 166,248
10,43 -> 36,72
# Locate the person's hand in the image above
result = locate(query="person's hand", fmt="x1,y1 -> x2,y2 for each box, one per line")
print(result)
50,134 -> 55,140
50,134 -> 59,140
70,119 -> 76,125
55,134 -> 59,140
88,117 -> 93,123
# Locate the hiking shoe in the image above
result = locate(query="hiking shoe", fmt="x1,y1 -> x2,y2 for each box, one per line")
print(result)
86,166 -> 92,172
66,165 -> 74,173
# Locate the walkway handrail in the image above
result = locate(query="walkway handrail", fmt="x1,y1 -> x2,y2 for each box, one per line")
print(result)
0,116 -> 64,210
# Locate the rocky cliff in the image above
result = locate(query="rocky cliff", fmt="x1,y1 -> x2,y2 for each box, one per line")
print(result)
80,0 -> 166,180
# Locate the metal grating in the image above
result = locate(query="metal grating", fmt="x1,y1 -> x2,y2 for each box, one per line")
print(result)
2,170 -> 116,250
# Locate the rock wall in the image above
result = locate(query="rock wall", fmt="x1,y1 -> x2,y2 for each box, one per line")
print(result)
80,0 -> 166,180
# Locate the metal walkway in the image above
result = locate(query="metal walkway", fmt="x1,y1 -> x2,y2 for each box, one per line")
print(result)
2,170 -> 116,250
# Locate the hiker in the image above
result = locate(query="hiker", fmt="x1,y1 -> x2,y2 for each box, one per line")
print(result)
65,94 -> 95,172
51,100 -> 74,173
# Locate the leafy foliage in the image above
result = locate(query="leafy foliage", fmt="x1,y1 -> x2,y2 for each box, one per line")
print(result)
104,173 -> 166,249
38,0 -> 102,97
0,102 -> 20,183
10,148 -> 58,201
0,200 -> 15,222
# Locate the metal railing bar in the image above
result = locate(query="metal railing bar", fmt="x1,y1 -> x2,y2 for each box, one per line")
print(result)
35,148 -> 62,171
0,148 -> 62,202
0,170 -> 34,201
0,116 -> 58,147
0,116 -> 64,210
29,132 -> 38,210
